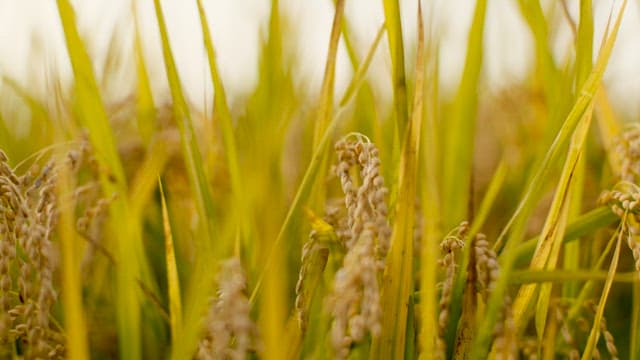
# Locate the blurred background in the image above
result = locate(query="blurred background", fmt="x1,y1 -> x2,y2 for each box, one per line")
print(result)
0,0 -> 639,139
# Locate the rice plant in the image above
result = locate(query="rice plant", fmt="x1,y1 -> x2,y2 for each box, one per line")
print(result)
1,0 -> 639,359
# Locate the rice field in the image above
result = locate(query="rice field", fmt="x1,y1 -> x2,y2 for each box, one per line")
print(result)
0,0 -> 639,359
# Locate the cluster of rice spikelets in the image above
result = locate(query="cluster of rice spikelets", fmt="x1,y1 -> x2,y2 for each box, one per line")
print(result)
599,183 -> 640,273
473,233 -> 515,359
294,224 -> 330,332
0,150 -> 64,358
518,337 -> 539,360
435,224 -> 516,359
585,301 -> 619,360
530,301 -> 596,359
600,126 -> 640,273
76,194 -> 115,271
473,234 -> 498,300
614,125 -> 640,182
550,300 -> 619,360
197,257 -> 258,360
324,197 -> 350,246
436,221 -> 467,359
328,135 -> 391,359
333,135 -> 391,253
553,303 -> 580,360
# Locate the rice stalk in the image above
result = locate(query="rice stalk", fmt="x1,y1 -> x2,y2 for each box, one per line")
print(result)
418,27 -> 442,360
159,180 -> 182,349
55,151 -> 88,360
381,0 -> 408,138
581,222 -> 624,359
371,5 -> 425,357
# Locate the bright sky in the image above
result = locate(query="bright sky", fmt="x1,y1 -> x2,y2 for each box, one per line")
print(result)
0,0 -> 638,119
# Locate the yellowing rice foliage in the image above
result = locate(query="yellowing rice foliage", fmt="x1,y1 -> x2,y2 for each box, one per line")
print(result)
1,0 -> 640,359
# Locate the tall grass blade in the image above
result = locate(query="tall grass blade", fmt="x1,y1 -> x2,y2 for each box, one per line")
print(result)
371,4 -> 424,358
513,206 -> 617,262
470,161 -> 507,237
129,143 -> 170,216
56,154 -> 89,360
442,0 -> 487,229
581,225 -> 624,360
337,0 -> 359,71
55,0 -> 125,183
195,0 -> 248,245
159,180 -> 183,349
595,88 -> 622,175
575,0 -> 594,89
151,1 -> 218,358
339,23 -> 386,107
313,0 -> 344,149
501,106 -> 592,354
238,2 -> 293,357
133,4 -> 156,145
381,0 -> 408,137
419,21 -> 441,360
308,0 -> 344,253
152,0 -> 215,239
128,145 -> 171,359
516,0 -> 563,139
534,200 -> 570,337
56,1 -> 145,358
568,222 -> 620,320
509,270 -> 639,284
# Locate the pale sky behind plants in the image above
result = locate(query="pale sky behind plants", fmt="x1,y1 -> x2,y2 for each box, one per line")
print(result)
0,0 -> 638,124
